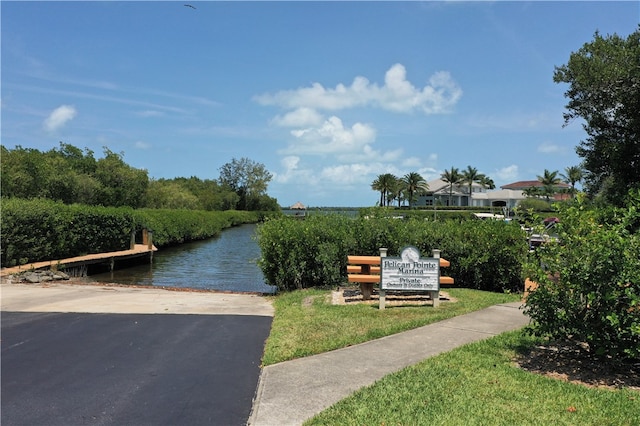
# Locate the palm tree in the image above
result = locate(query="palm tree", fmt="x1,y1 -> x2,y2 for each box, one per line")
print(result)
478,175 -> 495,190
371,176 -> 383,206
402,172 -> 427,207
537,169 -> 561,201
372,173 -> 399,206
523,186 -> 542,198
461,166 -> 482,207
392,179 -> 406,207
380,173 -> 397,207
561,165 -> 583,198
441,167 -> 462,206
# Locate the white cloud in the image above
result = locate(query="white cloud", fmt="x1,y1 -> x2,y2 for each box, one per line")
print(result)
537,141 -> 562,153
285,116 -> 376,156
271,107 -> 323,127
260,65 -> 462,201
402,153 -> 438,170
320,163 -> 375,185
43,104 -> 76,132
255,63 -> 462,115
495,164 -> 519,181
273,155 -> 315,185
135,141 -> 151,149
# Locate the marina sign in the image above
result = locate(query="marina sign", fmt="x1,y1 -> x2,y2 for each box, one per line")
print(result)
381,246 -> 440,291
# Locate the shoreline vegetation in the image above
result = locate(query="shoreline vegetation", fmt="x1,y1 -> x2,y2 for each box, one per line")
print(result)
0,198 -> 267,268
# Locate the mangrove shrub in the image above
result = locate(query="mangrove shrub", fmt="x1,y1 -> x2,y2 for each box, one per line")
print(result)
524,191 -> 640,361
257,214 -> 528,293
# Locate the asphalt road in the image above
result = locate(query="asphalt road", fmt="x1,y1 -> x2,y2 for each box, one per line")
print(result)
1,311 -> 273,426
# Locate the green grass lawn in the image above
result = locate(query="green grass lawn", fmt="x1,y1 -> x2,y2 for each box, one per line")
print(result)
262,287 -> 639,425
262,288 -> 520,365
305,330 -> 640,425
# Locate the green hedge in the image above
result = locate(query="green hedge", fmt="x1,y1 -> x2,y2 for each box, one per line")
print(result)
1,198 -> 138,267
257,215 -> 528,293
134,209 -> 259,246
1,198 -> 261,267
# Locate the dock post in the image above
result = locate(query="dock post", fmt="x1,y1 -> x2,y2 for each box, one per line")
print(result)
431,249 -> 441,307
147,230 -> 154,263
379,247 -> 388,310
130,230 -> 136,250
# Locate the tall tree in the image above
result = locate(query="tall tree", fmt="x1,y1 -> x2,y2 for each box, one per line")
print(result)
392,177 -> 406,208
537,169 -> 561,201
561,165 -> 584,198
95,148 -> 149,208
371,173 -> 397,207
379,173 -> 397,207
402,172 -> 427,207
371,176 -> 383,206
218,157 -> 272,210
461,165 -> 485,207
441,167 -> 462,206
554,27 -> 640,205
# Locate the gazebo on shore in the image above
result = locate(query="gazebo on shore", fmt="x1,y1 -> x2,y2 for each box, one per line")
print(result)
290,201 -> 306,218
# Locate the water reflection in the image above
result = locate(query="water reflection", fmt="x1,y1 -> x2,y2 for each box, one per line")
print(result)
88,224 -> 275,294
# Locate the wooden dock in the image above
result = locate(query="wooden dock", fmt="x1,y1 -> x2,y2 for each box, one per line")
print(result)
0,244 -> 158,277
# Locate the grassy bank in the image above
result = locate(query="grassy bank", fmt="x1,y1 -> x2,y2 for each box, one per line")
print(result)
306,330 -> 640,425
261,288 -> 520,366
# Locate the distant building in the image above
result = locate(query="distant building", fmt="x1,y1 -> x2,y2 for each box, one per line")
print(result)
415,179 -> 494,208
501,180 -> 572,201
413,179 -> 570,209
501,180 -> 570,191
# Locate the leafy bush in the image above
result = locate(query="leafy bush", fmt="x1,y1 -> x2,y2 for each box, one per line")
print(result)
516,198 -> 554,213
1,198 -> 138,266
134,209 -> 259,247
257,215 -> 354,291
523,191 -> 640,361
257,214 -> 528,292
0,199 -> 261,266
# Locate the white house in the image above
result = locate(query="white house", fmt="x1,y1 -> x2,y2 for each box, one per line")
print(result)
414,179 -> 526,209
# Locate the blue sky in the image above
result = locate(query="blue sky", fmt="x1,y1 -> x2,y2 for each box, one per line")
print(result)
2,1 -> 638,207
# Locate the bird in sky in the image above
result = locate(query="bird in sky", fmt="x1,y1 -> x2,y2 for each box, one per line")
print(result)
184,4 -> 196,9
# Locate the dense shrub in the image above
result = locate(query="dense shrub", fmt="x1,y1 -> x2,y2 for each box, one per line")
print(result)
257,215 -> 354,291
257,214 -> 528,293
1,198 -> 261,267
516,198 -> 555,213
1,198 -> 138,267
134,209 -> 259,246
524,191 -> 640,361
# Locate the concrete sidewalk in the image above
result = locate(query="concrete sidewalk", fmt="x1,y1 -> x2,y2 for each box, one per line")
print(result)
248,302 -> 528,426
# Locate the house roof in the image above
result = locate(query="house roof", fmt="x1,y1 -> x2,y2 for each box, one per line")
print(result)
426,178 -> 483,195
290,201 -> 306,210
501,180 -> 570,190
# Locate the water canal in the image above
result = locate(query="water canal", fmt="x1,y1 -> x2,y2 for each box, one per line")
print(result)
88,224 -> 276,294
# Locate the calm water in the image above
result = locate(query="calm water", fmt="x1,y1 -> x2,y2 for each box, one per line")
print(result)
88,224 -> 276,294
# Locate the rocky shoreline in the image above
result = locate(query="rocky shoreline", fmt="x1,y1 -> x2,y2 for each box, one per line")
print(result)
4,269 -> 71,284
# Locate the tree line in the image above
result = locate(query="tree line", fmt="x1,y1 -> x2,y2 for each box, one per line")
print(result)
0,143 -> 278,211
